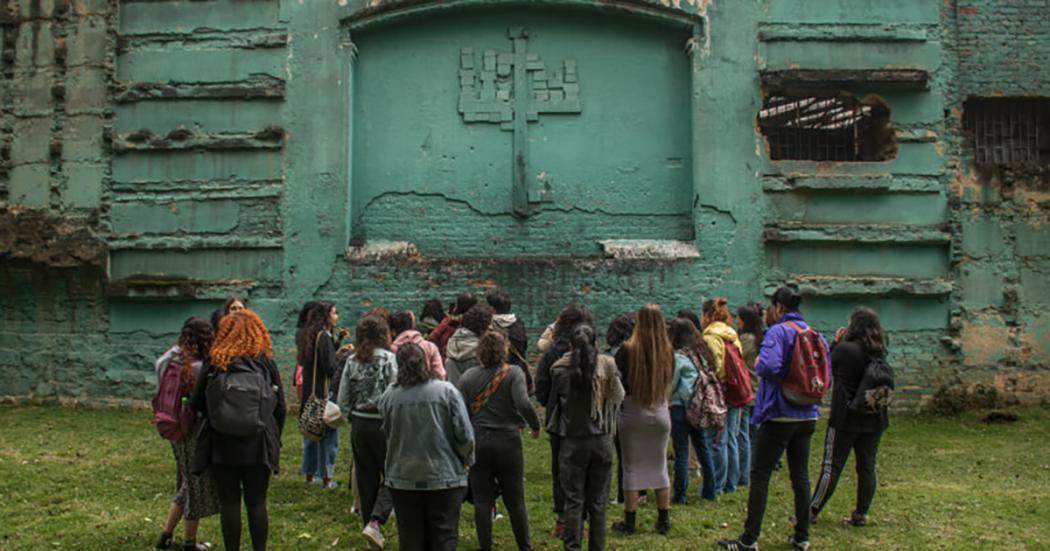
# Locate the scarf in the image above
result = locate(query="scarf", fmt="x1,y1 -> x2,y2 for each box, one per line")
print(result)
592,354 -> 625,435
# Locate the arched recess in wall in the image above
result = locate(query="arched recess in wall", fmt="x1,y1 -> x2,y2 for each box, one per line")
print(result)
342,0 -> 705,258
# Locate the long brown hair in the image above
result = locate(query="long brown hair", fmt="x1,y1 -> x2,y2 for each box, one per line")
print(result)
668,318 -> 717,373
625,304 -> 674,407
210,309 -> 272,370
845,306 -> 888,359
354,314 -> 391,364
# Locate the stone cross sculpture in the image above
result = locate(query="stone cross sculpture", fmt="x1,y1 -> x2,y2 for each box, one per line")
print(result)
458,27 -> 582,218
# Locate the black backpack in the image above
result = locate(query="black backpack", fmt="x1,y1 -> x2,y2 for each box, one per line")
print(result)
848,357 -> 895,413
206,358 -> 277,437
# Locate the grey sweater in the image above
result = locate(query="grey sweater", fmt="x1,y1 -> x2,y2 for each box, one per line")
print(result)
457,364 -> 540,432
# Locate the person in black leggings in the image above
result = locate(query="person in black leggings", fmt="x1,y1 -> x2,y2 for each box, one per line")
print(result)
191,309 -> 286,551
810,307 -> 892,527
457,331 -> 541,551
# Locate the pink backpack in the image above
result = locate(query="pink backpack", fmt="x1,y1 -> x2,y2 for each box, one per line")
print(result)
152,358 -> 196,442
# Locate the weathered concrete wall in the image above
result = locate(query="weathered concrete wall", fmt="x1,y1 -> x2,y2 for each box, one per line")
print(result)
0,0 -> 1047,404
948,1 -> 1050,399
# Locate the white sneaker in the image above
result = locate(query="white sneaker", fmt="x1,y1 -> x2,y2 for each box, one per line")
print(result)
362,521 -> 385,550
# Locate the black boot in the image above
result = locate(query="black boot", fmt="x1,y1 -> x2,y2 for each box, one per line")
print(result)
154,532 -> 173,550
655,508 -> 671,535
611,511 -> 637,535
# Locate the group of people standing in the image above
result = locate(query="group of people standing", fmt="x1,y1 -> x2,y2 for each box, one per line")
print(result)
149,286 -> 893,551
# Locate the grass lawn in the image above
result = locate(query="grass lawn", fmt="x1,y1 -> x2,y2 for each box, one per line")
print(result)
1,404 -> 1048,550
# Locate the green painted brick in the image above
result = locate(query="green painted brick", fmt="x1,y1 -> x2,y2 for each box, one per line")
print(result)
767,0 -> 940,24
109,249 -> 283,282
61,163 -> 105,209
119,0 -> 281,35
769,191 -> 948,226
112,150 -> 283,184
115,100 -> 282,134
3,0 -> 1049,403
771,243 -> 949,278
110,200 -> 242,235
117,48 -> 286,83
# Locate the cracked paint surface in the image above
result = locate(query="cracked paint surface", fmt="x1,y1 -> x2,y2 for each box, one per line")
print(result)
0,0 -> 1048,405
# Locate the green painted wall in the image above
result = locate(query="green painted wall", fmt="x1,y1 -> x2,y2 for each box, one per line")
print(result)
0,0 -> 1047,404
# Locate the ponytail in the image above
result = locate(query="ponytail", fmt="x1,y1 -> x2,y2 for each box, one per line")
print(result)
570,325 -> 598,386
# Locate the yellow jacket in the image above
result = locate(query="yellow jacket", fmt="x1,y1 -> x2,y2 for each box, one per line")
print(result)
703,321 -> 743,382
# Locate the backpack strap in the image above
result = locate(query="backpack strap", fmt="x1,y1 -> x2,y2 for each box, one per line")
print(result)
471,364 -> 511,415
783,321 -> 808,334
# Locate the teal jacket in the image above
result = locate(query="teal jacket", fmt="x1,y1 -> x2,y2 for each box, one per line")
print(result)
378,379 -> 475,490
671,352 -> 698,408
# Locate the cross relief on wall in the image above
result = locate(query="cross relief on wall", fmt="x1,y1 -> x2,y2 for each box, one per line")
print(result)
457,27 -> 582,217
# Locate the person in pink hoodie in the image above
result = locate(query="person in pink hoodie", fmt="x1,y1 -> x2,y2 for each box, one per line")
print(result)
390,310 -> 447,380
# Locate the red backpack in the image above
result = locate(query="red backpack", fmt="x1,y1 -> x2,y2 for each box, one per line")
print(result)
152,358 -> 196,442
720,339 -> 754,408
781,321 -> 830,406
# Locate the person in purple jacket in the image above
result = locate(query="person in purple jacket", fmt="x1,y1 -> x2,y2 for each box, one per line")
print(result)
719,287 -> 829,551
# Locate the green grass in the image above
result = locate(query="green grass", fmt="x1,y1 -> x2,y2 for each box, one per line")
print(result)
1,405 -> 1049,550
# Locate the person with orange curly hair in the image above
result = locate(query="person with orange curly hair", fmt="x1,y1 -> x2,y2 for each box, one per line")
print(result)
191,309 -> 286,551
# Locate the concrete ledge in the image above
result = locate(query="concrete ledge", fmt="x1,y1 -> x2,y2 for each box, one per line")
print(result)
599,239 -> 700,260
347,240 -> 422,262
791,275 -> 952,296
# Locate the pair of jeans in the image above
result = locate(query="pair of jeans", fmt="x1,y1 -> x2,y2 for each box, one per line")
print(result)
669,406 -> 717,502
470,428 -> 532,551
810,427 -> 883,517
301,427 -> 339,479
350,416 -> 393,526
211,464 -> 271,551
740,420 -> 816,546
714,406 -> 744,494
558,434 -> 613,551
390,487 -> 466,551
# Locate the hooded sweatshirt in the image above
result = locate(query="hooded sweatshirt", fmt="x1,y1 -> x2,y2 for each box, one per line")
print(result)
492,312 -> 532,389
703,320 -> 744,382
751,312 -> 826,426
444,327 -> 480,385
392,329 -> 447,381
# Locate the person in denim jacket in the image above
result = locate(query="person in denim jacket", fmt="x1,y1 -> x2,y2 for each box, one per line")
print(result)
379,343 -> 475,551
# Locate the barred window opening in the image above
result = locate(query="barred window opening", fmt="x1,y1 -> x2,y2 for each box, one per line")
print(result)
963,98 -> 1049,166
759,94 -> 895,162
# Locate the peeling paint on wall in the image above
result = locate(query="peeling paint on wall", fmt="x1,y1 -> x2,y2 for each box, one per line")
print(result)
0,0 -> 1048,404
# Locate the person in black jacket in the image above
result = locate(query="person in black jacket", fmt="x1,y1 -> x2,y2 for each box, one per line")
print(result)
191,309 -> 286,551
550,324 -> 624,551
296,301 -> 341,489
486,287 -> 533,391
534,303 -> 593,538
809,306 -> 891,527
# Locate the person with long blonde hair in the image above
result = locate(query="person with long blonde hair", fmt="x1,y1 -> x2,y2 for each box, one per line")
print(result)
190,309 -> 286,551
612,304 -> 674,536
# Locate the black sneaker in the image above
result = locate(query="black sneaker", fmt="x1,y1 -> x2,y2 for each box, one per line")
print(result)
611,521 -> 636,535
717,539 -> 758,550
154,532 -> 174,550
788,535 -> 811,550
183,542 -> 213,551
846,512 -> 868,527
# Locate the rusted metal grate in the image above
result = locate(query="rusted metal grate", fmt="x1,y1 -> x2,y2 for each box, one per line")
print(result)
759,96 -> 873,161
964,98 -> 1047,166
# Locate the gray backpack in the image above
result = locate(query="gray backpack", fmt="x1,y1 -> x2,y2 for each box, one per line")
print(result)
206,358 -> 277,437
